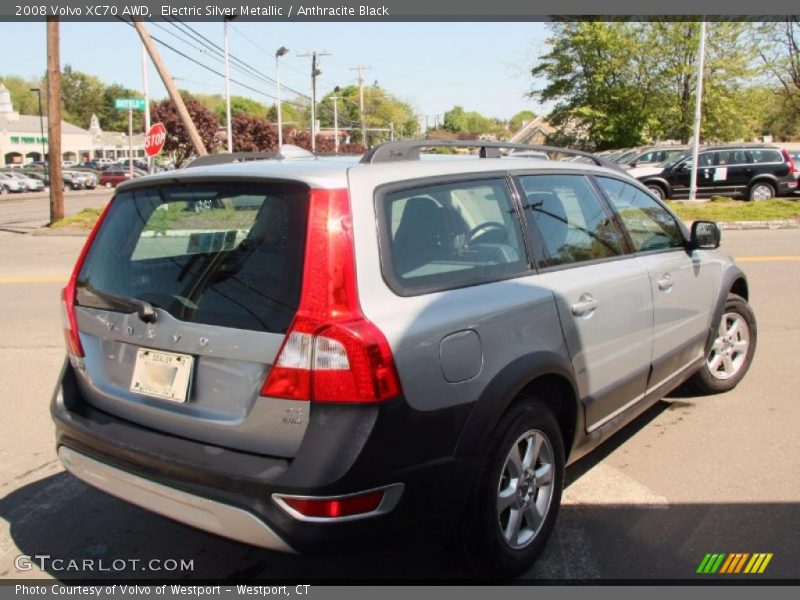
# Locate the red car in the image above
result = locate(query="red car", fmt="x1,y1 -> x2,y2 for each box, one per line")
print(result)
98,169 -> 140,188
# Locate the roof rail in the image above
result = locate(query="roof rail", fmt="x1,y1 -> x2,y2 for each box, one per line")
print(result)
359,140 -> 623,170
184,144 -> 315,169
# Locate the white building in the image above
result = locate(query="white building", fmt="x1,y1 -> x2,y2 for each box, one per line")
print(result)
0,83 -> 145,166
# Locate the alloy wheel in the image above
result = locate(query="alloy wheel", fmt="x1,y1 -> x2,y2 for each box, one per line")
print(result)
496,429 -> 555,549
707,312 -> 750,380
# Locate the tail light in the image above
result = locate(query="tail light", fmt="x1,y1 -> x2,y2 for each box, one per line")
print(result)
782,148 -> 797,176
261,188 -> 402,403
275,490 -> 384,519
61,200 -> 114,357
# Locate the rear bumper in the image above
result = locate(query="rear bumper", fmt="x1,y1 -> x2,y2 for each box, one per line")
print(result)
778,179 -> 798,195
52,360 -> 473,552
58,446 -> 295,552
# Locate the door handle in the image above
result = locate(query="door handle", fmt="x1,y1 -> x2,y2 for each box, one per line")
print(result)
571,293 -> 598,317
657,274 -> 674,292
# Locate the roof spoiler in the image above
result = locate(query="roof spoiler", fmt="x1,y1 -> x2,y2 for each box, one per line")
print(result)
184,144 -> 314,168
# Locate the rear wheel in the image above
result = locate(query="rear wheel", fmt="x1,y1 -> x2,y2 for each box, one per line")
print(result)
748,181 -> 775,201
646,183 -> 666,200
457,400 -> 564,577
686,293 -> 756,394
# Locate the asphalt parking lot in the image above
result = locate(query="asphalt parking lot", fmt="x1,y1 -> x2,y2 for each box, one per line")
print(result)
0,227 -> 798,581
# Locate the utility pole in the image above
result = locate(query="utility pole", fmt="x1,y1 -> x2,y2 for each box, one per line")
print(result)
133,21 -> 207,157
689,20 -> 707,201
299,51 -> 331,152
46,17 -> 64,224
142,45 -> 151,172
349,65 -> 371,147
331,86 -> 340,154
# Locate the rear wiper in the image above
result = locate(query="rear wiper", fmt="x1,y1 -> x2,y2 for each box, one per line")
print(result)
85,287 -> 158,324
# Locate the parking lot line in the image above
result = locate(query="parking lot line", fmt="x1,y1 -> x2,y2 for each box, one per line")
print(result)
0,275 -> 69,284
734,255 -> 800,262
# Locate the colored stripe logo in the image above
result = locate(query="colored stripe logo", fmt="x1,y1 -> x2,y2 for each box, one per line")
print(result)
697,553 -> 773,574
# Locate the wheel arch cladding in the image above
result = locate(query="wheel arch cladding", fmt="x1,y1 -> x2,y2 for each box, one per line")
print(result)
706,266 -> 749,352
454,351 -> 579,462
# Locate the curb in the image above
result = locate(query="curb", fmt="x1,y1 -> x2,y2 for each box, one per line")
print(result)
716,220 -> 800,230
31,228 -> 91,237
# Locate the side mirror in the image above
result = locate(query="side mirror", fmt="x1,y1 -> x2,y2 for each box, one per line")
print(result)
691,220 -> 721,250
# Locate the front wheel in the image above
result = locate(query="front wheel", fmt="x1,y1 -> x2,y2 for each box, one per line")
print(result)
686,293 -> 757,394
457,400 -> 564,577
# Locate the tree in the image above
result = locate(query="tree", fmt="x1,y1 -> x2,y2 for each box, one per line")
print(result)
266,101 -> 310,128
230,114 -> 277,151
0,75 -> 44,115
752,19 -> 800,124
530,21 -> 759,148
59,65 -> 105,128
317,85 -> 418,144
509,110 -> 537,132
100,83 -> 144,132
150,93 -> 219,164
215,95 -> 269,125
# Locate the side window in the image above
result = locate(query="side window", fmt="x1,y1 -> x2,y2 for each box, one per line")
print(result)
596,177 -> 685,252
717,149 -> 750,165
518,174 -> 624,268
380,179 -> 527,294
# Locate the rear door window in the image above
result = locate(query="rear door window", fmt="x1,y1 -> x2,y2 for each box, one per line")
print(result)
749,149 -> 783,164
379,178 -> 527,294
77,182 -> 309,334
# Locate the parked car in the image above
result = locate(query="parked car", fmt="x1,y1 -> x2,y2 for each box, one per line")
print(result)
62,171 -> 85,190
98,169 -> 141,188
4,171 -> 45,192
616,145 -> 689,169
22,170 -> 52,187
637,144 -> 798,200
0,172 -> 25,193
53,140 -> 756,577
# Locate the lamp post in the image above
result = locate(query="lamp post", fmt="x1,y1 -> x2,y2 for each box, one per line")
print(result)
275,46 -> 289,150
30,87 -> 47,184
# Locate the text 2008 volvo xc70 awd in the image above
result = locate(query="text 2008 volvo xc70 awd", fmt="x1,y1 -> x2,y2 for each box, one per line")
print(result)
52,141 -> 756,576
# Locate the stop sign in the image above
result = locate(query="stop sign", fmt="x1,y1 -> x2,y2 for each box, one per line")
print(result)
144,122 -> 166,157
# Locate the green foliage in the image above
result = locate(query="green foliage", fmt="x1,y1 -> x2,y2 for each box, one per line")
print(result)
266,101 -> 310,127
667,199 -> 800,222
509,110 -> 537,132
318,85 -> 418,144
59,65 -> 106,129
531,21 -> 761,149
0,75 -> 45,115
215,95 -> 269,124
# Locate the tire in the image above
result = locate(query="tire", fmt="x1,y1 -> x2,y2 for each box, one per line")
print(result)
457,400 -> 564,577
747,181 -> 775,201
686,293 -> 757,394
646,183 -> 666,200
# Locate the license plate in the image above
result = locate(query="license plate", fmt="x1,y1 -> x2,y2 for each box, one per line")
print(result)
130,348 -> 193,403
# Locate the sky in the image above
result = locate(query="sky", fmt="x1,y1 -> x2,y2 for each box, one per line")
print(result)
0,21 -> 551,125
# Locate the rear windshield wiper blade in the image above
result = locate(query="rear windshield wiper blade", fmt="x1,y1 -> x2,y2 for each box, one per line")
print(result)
85,287 -> 158,324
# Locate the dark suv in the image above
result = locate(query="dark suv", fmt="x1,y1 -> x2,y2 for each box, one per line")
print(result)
638,144 -> 798,200
52,141 -> 757,576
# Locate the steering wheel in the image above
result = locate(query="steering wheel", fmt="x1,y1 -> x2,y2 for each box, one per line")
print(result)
467,221 -> 507,244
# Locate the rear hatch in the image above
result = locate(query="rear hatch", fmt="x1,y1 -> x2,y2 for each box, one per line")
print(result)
71,180 -> 310,457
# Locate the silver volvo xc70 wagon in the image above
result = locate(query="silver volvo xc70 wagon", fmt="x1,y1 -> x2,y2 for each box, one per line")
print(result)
52,141 -> 756,576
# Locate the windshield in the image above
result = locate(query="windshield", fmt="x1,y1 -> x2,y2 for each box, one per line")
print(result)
76,181 -> 310,334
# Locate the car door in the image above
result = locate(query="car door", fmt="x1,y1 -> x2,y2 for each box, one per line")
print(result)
595,176 -> 714,386
670,151 -> 717,198
516,173 -> 654,431
714,148 -> 752,195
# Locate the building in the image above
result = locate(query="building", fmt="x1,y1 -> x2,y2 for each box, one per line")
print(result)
0,83 -> 145,166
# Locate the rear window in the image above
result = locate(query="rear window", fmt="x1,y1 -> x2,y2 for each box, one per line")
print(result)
77,181 -> 309,334
750,149 -> 783,164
